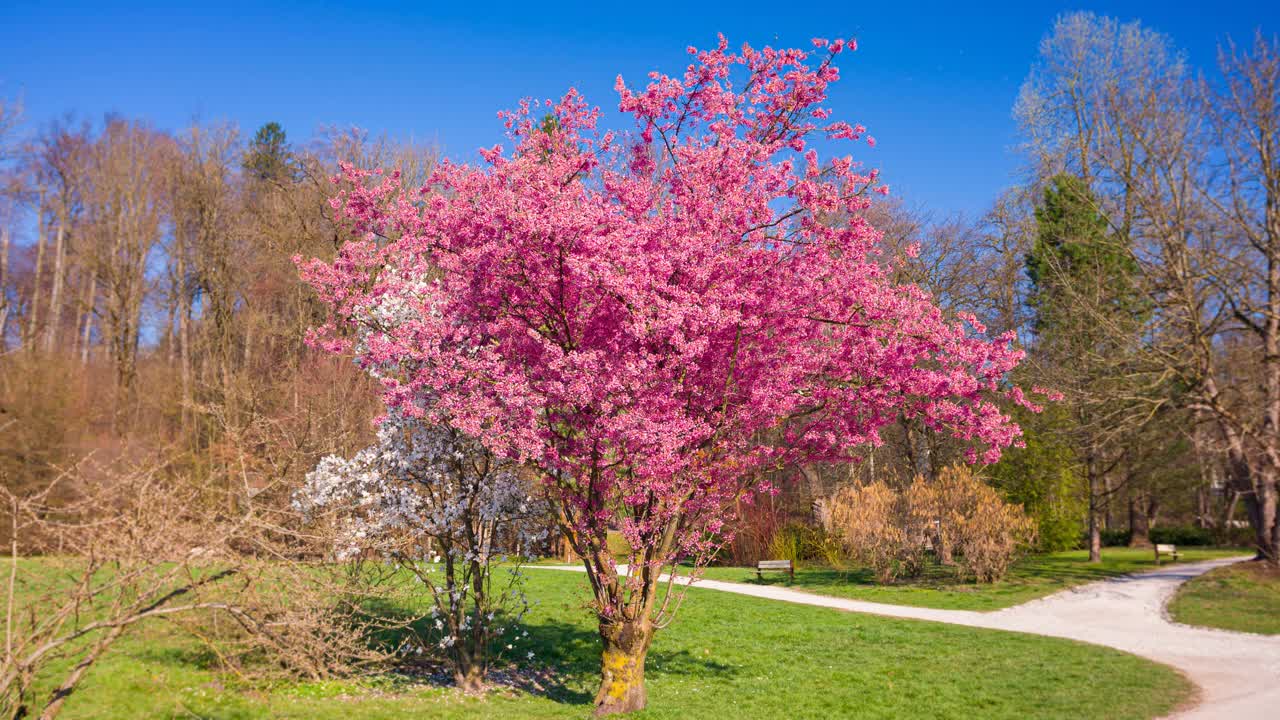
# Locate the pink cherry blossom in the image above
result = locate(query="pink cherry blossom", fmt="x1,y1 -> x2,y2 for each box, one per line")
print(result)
300,35 -> 1043,711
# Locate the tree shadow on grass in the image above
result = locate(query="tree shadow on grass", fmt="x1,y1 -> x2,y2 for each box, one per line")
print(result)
357,597 -> 731,705
518,617 -> 734,705
1009,555 -> 1175,585
648,648 -> 734,679
133,644 -> 227,670
733,565 -> 975,591
132,595 -> 734,712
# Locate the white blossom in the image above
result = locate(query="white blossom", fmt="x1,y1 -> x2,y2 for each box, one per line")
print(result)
296,284 -> 550,684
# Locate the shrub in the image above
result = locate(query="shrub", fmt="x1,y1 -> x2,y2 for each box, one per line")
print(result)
767,522 -> 805,563
1036,515 -> 1085,552
296,415 -> 546,691
828,466 -> 1036,584
954,485 -> 1038,582
907,472 -> 959,565
801,524 -> 846,567
1150,525 -> 1214,547
724,494 -> 788,566
909,466 -> 1037,582
764,522 -> 844,566
986,405 -> 1087,552
1216,524 -> 1259,548
826,481 -> 925,583
1100,528 -> 1132,547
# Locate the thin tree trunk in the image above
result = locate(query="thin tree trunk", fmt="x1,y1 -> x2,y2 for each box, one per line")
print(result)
1087,455 -> 1101,563
1197,485 -> 1211,529
1262,220 -> 1280,566
166,231 -> 184,368
164,303 -> 175,365
1222,426 -> 1269,559
1222,489 -> 1242,538
79,275 -> 96,365
0,227 -> 10,352
178,275 -> 191,432
44,223 -> 66,353
25,193 -> 46,348
1191,417 -> 1217,528
1102,473 -> 1114,531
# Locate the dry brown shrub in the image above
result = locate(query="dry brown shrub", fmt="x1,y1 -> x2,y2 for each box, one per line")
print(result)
827,466 -> 1036,585
826,481 -> 926,582
907,465 -> 1037,582
0,448 -> 415,720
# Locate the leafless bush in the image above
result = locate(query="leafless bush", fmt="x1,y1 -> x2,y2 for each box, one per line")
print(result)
170,559 -> 402,684
908,465 -> 1037,582
826,481 -> 926,582
0,455 -> 251,719
0,448 -> 424,720
827,467 -> 1036,584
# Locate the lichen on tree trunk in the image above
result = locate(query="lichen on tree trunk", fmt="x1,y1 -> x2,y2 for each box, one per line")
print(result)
593,619 -> 653,716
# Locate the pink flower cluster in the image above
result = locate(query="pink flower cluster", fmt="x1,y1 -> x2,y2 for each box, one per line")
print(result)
300,37 -> 1039,592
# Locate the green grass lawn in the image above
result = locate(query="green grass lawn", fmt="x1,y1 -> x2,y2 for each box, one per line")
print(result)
1167,560 -> 1280,635
698,547 -> 1252,611
29,566 -> 1193,719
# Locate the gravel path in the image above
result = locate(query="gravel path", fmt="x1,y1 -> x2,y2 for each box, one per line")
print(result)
536,556 -> 1280,718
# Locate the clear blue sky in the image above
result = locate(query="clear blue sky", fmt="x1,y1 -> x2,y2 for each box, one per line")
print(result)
1,1 -> 1275,218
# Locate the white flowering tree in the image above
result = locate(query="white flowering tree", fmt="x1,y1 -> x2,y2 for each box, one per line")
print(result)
296,283 -> 546,690
297,412 -> 545,690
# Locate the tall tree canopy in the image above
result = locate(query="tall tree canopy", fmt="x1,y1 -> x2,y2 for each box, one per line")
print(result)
243,121 -> 294,182
304,37 -> 1042,715
1025,173 -> 1144,560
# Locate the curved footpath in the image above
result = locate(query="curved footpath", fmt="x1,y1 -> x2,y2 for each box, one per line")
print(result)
535,557 -> 1280,719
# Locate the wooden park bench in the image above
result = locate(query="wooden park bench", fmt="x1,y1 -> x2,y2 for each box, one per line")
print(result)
756,559 -> 795,581
1154,543 -> 1182,564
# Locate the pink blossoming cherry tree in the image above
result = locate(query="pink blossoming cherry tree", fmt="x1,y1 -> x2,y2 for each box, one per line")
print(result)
301,37 -> 1040,715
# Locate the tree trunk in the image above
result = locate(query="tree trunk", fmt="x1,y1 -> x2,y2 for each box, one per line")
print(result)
44,223 -> 66,353
0,227 -> 9,352
454,663 -> 486,694
1191,416 -> 1217,529
452,608 -> 488,696
593,619 -> 653,716
179,283 -> 192,432
1261,115 -> 1280,566
1087,457 -> 1101,562
1196,483 -> 1212,529
1260,471 -> 1279,566
451,560 -> 490,694
164,299 -> 176,365
1102,473 -> 1114,531
25,194 -> 46,348
1222,489 -> 1240,528
1221,423 -> 1274,561
78,274 -> 96,365
1128,494 -> 1151,547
